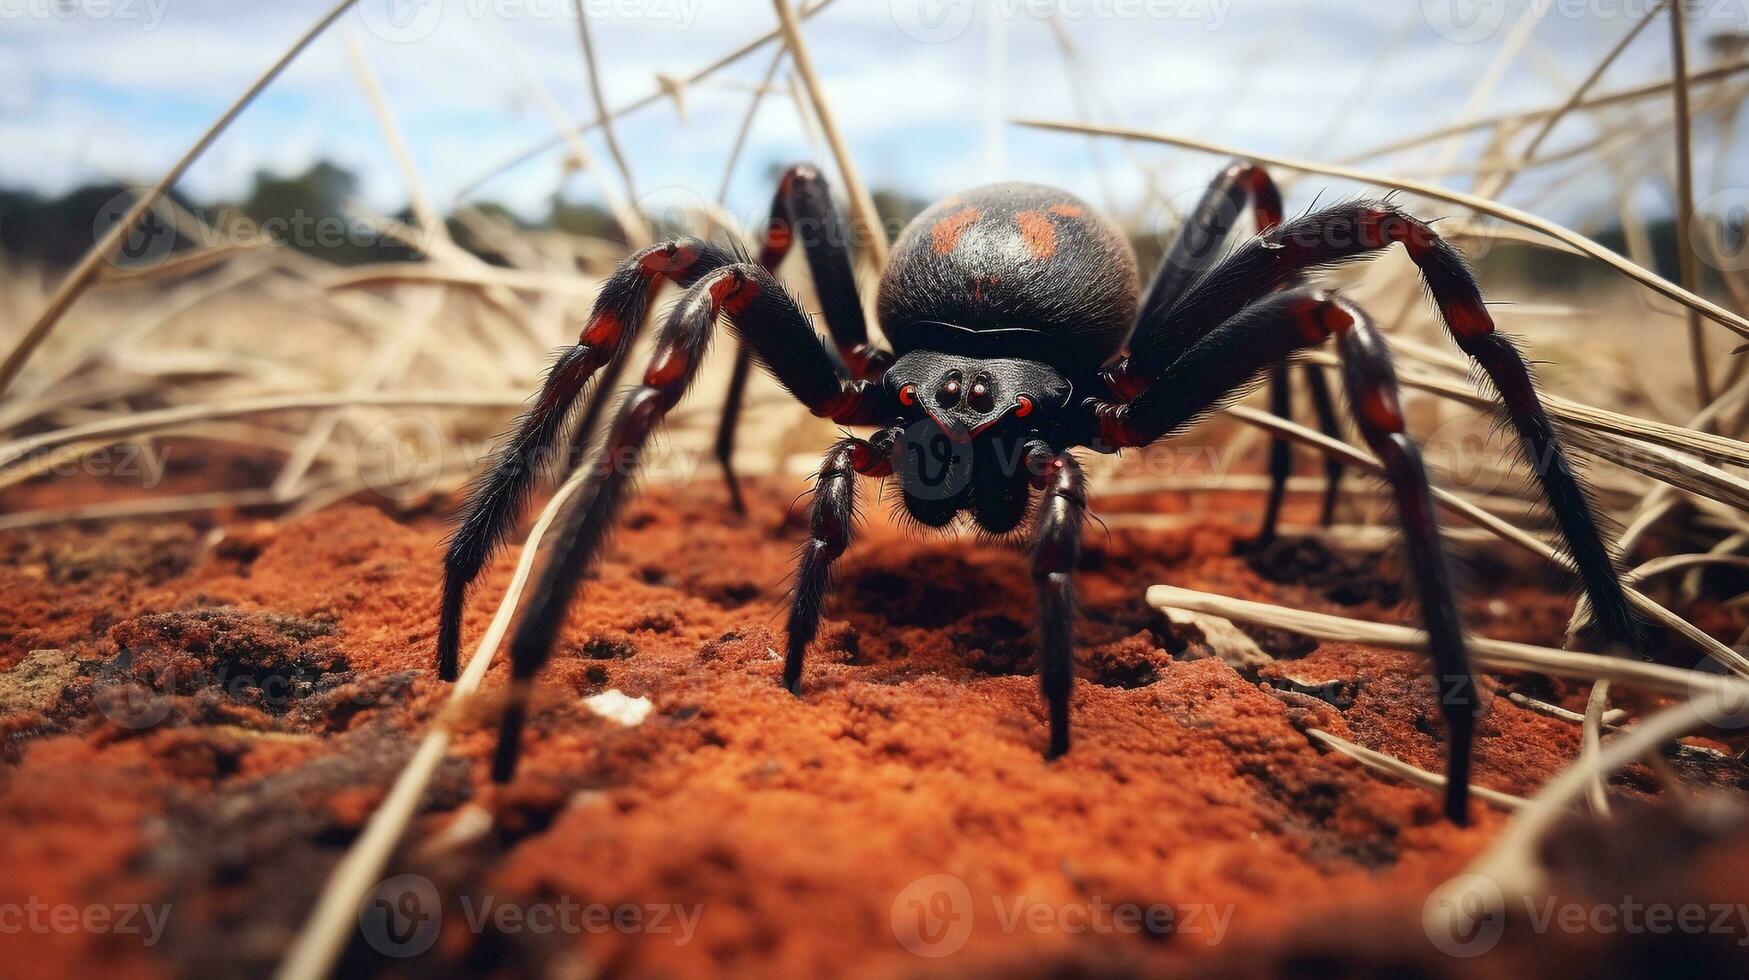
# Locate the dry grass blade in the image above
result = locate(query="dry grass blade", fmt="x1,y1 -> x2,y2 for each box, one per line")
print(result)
1306,729 -> 1528,811
1224,404 -> 1749,676
0,489 -> 281,532
274,462 -> 594,980
575,9 -> 639,203
772,0 -> 890,267
454,0 -> 840,201
1666,2 -> 1710,404
1145,584 -> 1749,702
0,391 -> 533,470
1344,344 -> 1749,469
483,25 -> 650,247
0,0 -> 361,398
322,264 -> 600,295
1341,55 -> 1749,164
1011,117 -> 1749,342
1478,0 -> 1668,201
1425,694 -> 1744,942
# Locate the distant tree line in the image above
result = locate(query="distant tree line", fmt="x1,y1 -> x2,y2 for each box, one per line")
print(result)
2,160 -> 1738,298
0,161 -> 628,270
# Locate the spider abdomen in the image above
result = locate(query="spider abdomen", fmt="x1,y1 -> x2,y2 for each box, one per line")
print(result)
877,183 -> 1139,377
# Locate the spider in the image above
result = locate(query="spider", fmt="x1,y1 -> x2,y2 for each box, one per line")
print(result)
434,161 -> 1643,826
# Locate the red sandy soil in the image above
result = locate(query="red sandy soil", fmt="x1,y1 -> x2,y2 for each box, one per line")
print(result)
3,445 -> 1749,979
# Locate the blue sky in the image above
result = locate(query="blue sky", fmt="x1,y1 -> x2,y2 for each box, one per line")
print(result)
3,0 -> 1747,233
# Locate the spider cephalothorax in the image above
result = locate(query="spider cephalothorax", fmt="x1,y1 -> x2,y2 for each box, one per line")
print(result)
435,160 -> 1643,827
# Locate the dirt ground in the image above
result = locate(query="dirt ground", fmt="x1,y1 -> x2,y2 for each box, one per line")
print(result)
4,444 -> 1749,979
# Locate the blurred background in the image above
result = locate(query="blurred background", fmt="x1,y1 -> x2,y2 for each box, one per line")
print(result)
6,0 -> 1748,267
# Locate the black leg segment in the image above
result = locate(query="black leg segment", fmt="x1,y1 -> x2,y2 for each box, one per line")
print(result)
437,238 -> 741,680
1027,442 -> 1087,760
1110,199 -> 1642,654
1331,303 -> 1476,826
712,164 -> 895,514
1089,289 -> 1476,822
491,263 -> 893,781
785,428 -> 896,695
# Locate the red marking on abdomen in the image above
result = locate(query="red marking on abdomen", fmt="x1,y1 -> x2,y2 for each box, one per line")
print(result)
1015,210 -> 1058,260
931,208 -> 979,254
1046,203 -> 1084,218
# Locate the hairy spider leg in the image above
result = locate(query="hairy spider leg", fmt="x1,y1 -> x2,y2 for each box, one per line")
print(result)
784,427 -> 899,695
1104,199 -> 1643,654
492,263 -> 892,781
1116,160 -> 1344,544
1090,289 -> 1478,823
436,239 -> 742,681
714,164 -> 894,513
1026,442 -> 1088,760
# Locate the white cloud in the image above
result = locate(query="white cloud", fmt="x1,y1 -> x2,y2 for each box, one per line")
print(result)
3,0 -> 1744,225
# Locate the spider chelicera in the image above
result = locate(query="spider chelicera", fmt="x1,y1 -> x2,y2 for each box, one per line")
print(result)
435,160 -> 1643,825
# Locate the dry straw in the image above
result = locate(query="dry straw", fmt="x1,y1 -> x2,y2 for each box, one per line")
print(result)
3,5 -> 1747,976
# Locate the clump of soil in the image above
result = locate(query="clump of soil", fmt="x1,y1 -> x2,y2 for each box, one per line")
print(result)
2,453 -> 1747,979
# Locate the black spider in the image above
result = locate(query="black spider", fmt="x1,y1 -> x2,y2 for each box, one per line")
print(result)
435,161 -> 1643,826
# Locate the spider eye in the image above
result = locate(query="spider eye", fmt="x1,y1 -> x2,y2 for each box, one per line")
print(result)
967,376 -> 994,412
935,373 -> 963,408
898,384 -> 917,406
1015,395 -> 1034,418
